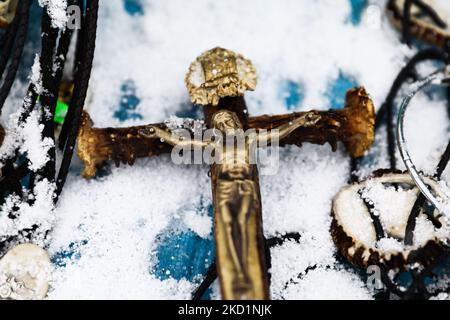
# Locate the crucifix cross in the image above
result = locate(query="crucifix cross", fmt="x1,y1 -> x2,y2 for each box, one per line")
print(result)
77,47 -> 375,300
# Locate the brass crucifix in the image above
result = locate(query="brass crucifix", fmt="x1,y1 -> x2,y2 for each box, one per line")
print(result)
77,47 -> 375,300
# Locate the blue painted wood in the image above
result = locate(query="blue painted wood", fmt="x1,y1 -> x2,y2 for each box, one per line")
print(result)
279,80 -> 305,111
349,0 -> 368,25
114,80 -> 143,122
326,71 -> 359,109
124,0 -> 144,16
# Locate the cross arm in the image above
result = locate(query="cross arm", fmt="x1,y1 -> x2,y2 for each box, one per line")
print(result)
254,113 -> 322,146
138,126 -> 209,149
248,87 -> 375,157
77,111 -> 180,178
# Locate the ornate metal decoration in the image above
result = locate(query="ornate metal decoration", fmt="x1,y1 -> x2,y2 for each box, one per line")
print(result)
185,47 -> 257,106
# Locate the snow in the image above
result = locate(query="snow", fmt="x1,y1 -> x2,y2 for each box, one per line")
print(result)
38,0 -> 68,29
0,179 -> 55,248
164,116 -> 206,135
363,181 -> 417,240
432,293 -> 450,300
281,268 -> 373,300
30,55 -> 43,94
1,0 -> 450,300
377,237 -> 404,252
19,110 -> 54,171
183,210 -> 212,239
0,109 -> 54,172
47,158 -> 210,299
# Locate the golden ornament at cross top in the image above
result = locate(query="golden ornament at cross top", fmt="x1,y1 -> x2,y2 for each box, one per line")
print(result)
185,47 -> 257,106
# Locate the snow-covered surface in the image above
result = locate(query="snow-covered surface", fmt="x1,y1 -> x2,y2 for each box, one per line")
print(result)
1,0 -> 450,299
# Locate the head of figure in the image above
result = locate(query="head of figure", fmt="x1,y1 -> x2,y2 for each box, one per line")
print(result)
211,110 -> 243,133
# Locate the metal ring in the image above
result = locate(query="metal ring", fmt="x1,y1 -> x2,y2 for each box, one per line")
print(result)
397,68 -> 450,214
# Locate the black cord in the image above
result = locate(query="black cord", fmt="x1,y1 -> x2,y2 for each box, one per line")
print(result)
37,9 -> 59,185
0,0 -> 99,254
411,0 -> 447,29
376,48 -> 449,170
352,46 -> 450,297
358,190 -> 385,241
39,1 -> 76,187
0,0 -> 94,206
192,262 -> 217,301
405,140 -> 450,245
55,0 -> 99,202
350,157 -> 359,183
0,1 -> 35,203
0,4 -> 20,82
58,0 -> 85,150
401,0 -> 448,47
402,0 -> 413,46
0,0 -> 32,114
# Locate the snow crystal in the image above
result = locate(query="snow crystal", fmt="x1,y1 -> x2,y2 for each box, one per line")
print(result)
38,0 -> 68,29
164,116 -> 205,135
20,110 -> 54,172
432,293 -> 450,300
182,211 -> 212,239
30,55 -> 43,94
282,268 -> 372,300
376,237 -> 404,252
0,109 -> 54,172
0,179 -> 55,247
363,181 -> 416,240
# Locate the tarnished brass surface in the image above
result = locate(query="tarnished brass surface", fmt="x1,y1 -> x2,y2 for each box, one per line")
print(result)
58,80 -> 74,106
386,0 -> 450,48
339,87 -> 375,157
248,87 -> 375,158
209,111 -> 320,300
77,112 -> 173,178
185,47 -> 257,106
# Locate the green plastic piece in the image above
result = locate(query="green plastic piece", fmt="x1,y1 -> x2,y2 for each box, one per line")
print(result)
36,96 -> 69,125
54,100 -> 69,125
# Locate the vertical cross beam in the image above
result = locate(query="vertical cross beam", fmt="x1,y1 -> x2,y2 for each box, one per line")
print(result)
185,48 -> 269,299
209,97 -> 269,300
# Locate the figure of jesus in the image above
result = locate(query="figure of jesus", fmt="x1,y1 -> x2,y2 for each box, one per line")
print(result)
140,109 -> 320,299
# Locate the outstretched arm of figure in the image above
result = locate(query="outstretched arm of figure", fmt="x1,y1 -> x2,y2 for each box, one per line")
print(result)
139,126 -> 209,148
255,113 -> 321,146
